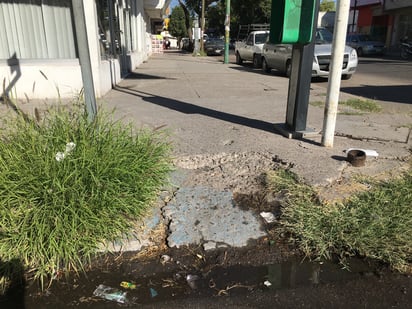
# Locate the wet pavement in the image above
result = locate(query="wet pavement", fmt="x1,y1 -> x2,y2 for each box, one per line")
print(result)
2,253 -> 411,308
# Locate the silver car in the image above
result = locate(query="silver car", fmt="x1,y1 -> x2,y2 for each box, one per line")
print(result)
261,28 -> 358,80
346,33 -> 385,56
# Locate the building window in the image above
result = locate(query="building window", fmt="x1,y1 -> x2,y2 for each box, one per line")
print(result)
0,0 -> 77,60
96,0 -> 133,60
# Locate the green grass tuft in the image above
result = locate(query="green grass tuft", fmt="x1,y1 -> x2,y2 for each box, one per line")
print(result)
340,98 -> 382,113
309,101 -> 325,108
267,168 -> 412,273
310,98 -> 382,114
0,102 -> 172,288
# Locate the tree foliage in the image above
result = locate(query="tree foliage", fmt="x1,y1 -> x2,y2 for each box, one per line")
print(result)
231,0 -> 271,27
173,0 -> 273,41
320,0 -> 336,12
205,2 -> 226,36
184,0 -> 217,17
169,5 -> 188,39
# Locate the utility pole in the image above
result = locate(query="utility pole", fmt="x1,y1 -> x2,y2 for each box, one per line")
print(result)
352,0 -> 357,32
321,0 -> 351,147
224,0 -> 230,64
71,0 -> 97,122
200,0 -> 205,53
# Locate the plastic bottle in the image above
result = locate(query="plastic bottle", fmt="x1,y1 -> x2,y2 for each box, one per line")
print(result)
93,284 -> 128,304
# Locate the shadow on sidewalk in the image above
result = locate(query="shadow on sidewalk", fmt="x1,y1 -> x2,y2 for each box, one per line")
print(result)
114,86 -> 279,134
340,84 -> 412,105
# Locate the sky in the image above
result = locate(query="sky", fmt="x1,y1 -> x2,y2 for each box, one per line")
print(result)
170,0 -> 179,8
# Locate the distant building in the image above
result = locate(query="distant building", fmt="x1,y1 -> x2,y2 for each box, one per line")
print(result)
319,1 -> 411,50
349,0 -> 412,49
318,11 -> 336,32
383,0 -> 412,47
0,0 -> 170,100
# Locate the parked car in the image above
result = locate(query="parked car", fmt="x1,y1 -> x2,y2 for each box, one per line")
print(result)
261,28 -> 358,80
235,30 -> 269,67
181,37 -> 190,51
204,37 -> 225,56
346,33 -> 385,56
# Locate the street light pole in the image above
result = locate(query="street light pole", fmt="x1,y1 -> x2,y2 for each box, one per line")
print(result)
224,0 -> 230,64
321,0 -> 351,147
352,0 -> 357,32
200,0 -> 205,52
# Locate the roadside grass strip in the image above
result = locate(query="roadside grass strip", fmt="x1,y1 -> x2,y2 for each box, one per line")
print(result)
340,98 -> 382,113
267,168 -> 412,273
0,102 -> 172,290
310,98 -> 382,114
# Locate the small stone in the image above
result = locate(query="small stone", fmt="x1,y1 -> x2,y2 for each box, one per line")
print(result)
260,212 -> 277,223
203,241 -> 217,251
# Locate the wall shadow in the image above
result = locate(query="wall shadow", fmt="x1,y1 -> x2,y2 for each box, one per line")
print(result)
1,53 -> 21,102
125,72 -> 176,80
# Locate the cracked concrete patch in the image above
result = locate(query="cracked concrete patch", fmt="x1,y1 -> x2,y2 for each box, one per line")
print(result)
173,152 -> 279,192
163,186 -> 266,250
99,206 -> 164,252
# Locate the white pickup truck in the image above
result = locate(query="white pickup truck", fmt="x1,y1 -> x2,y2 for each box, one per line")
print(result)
235,30 -> 269,68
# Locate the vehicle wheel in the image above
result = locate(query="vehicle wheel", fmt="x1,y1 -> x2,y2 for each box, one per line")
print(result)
357,47 -> 363,57
253,54 -> 262,68
236,52 -> 243,65
285,60 -> 292,78
262,58 -> 271,73
400,47 -> 409,60
342,74 -> 352,80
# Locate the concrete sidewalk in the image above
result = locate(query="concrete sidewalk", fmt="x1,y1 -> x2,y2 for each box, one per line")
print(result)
102,51 -> 411,252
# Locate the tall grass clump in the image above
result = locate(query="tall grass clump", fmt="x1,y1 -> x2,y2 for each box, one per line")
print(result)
0,102 -> 172,288
267,168 -> 412,273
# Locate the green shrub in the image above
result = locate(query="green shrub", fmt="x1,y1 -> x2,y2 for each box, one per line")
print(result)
268,168 -> 412,273
0,102 -> 172,287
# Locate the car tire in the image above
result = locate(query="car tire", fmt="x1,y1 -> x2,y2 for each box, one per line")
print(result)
253,54 -> 262,68
285,60 -> 292,78
400,47 -> 409,60
262,58 -> 271,73
342,74 -> 352,80
357,47 -> 363,57
236,52 -> 243,65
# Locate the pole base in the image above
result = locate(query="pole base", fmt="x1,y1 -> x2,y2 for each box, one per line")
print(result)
274,123 -> 320,139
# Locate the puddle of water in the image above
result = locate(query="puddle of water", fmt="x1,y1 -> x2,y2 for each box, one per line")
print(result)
0,258 -> 375,307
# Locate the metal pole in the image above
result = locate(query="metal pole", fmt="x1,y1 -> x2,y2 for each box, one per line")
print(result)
321,0 -> 351,147
352,0 -> 357,32
200,0 -> 205,52
72,0 -> 97,122
283,0 -> 319,135
224,0 -> 230,64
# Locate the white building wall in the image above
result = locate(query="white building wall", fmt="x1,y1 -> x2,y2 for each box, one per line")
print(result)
0,59 -> 82,100
0,0 -> 157,100
127,1 -> 151,71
